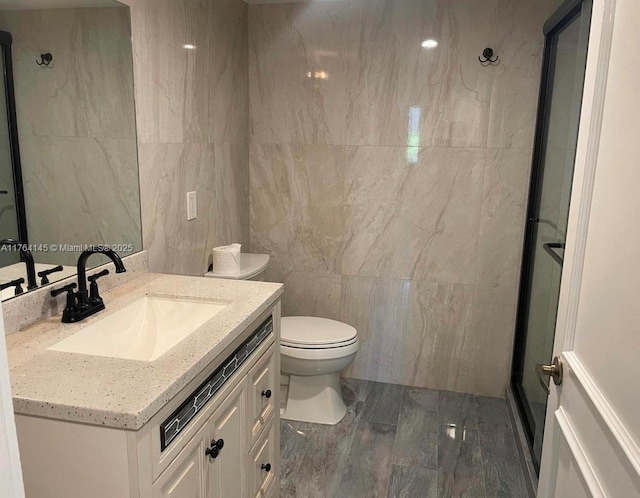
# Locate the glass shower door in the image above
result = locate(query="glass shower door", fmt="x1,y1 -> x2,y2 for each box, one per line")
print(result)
511,0 -> 592,470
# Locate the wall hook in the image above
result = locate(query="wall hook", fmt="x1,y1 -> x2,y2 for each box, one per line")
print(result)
36,53 -> 53,67
478,47 -> 499,65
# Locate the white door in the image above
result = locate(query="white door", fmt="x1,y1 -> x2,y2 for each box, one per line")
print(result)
538,0 -> 640,495
0,305 -> 25,498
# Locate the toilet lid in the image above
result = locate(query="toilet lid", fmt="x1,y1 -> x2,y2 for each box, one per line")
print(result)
281,317 -> 357,348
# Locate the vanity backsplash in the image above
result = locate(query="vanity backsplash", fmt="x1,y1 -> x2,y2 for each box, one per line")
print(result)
1,250 -> 148,336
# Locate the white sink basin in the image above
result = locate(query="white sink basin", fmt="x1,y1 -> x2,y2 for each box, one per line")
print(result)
48,296 -> 226,361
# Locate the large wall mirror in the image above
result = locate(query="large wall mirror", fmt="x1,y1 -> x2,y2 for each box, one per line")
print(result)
0,0 -> 141,301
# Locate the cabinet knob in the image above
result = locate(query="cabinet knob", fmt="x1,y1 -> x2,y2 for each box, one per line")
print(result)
261,389 -> 272,399
205,439 -> 224,459
261,463 -> 271,472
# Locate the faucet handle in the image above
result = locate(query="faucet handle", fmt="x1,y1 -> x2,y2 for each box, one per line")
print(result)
0,278 -> 25,296
87,269 -> 109,283
38,265 -> 63,285
88,269 -> 109,305
51,283 -> 78,322
50,282 -> 76,297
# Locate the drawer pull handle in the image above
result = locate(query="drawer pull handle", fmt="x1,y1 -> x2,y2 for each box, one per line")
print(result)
261,463 -> 272,472
205,438 -> 224,459
261,389 -> 272,399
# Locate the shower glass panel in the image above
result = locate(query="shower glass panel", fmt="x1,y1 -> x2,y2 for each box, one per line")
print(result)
511,0 -> 591,471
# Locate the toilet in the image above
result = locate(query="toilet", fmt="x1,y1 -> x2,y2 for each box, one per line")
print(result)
205,253 -> 359,425
280,316 -> 358,425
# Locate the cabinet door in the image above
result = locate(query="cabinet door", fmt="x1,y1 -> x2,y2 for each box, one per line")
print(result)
248,348 -> 277,444
153,423 -> 207,498
207,379 -> 247,498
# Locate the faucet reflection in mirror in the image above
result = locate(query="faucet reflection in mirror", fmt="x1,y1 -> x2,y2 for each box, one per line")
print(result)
0,238 -> 36,290
0,1 -> 142,299
51,247 -> 126,323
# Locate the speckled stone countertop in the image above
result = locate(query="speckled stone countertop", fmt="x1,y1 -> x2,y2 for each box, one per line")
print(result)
6,273 -> 282,430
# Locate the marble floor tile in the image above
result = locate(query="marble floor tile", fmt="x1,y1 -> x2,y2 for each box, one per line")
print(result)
335,421 -> 397,498
281,379 -> 527,498
280,421 -> 313,494
437,426 -> 485,498
360,381 -> 403,425
478,422 -> 528,497
387,465 -> 438,498
289,418 -> 359,498
438,391 -> 478,429
393,388 -> 438,469
341,376 -> 372,422
476,396 -> 511,427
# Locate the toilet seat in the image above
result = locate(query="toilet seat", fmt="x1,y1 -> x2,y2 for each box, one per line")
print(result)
281,340 -> 359,360
281,317 -> 357,349
281,337 -> 358,349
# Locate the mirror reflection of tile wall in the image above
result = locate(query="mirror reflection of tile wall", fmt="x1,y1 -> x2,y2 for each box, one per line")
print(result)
0,50 -> 19,267
0,2 -> 142,279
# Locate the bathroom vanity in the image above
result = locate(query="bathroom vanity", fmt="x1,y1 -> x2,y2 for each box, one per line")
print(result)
6,273 -> 282,498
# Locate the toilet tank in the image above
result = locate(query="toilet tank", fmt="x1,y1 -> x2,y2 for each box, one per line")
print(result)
204,253 -> 270,281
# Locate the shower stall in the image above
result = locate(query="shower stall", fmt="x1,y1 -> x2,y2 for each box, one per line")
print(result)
511,0 -> 592,472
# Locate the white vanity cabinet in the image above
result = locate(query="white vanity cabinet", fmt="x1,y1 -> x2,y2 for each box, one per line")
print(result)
15,306 -> 281,498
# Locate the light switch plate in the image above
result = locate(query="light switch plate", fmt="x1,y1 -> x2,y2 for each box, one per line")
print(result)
187,191 -> 197,220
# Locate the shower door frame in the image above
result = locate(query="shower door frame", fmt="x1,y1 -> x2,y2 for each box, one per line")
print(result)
510,0 -> 591,473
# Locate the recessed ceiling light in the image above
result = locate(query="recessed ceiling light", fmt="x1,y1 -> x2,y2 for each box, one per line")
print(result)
183,44 -> 196,50
421,39 -> 438,49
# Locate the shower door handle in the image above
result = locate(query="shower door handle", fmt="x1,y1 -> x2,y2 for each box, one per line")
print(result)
536,356 -> 563,394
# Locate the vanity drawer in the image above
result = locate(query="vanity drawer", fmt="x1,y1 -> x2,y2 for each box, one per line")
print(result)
248,346 -> 278,444
249,419 -> 278,498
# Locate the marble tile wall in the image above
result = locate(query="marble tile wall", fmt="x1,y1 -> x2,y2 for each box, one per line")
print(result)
249,0 -> 562,397
123,0 -> 249,275
0,7 -> 143,266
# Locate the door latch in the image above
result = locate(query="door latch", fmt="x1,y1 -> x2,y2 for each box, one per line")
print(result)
536,356 -> 563,394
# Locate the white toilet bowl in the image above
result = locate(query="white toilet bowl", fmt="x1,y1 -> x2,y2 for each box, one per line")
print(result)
280,317 -> 359,425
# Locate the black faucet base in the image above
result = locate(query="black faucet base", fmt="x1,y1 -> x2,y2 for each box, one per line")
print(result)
61,302 -> 105,323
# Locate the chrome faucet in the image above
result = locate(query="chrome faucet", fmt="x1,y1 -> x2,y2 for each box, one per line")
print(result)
0,238 -> 37,290
50,247 -> 126,323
